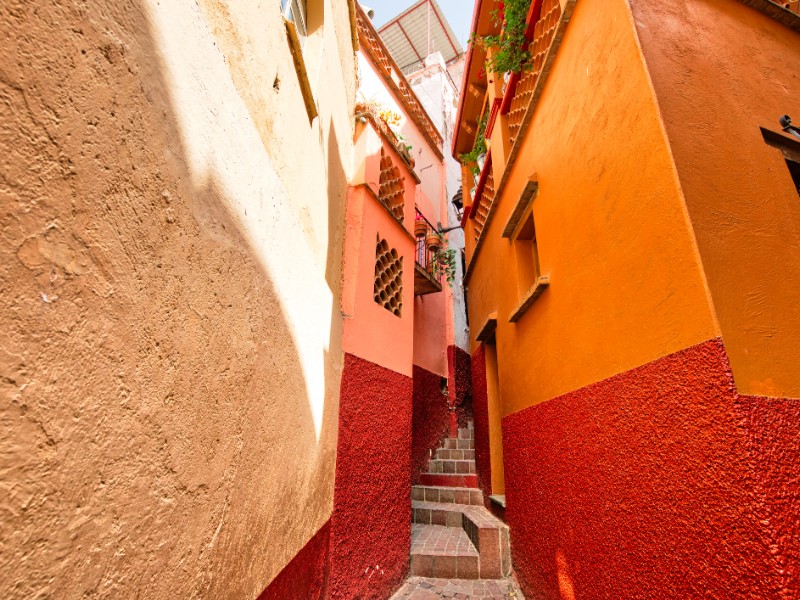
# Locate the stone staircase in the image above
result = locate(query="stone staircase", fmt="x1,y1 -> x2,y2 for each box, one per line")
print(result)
410,422 -> 511,580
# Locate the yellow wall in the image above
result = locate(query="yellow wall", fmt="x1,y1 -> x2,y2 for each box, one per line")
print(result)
0,1 -> 355,598
465,0 -> 718,415
485,343 -> 506,494
631,0 -> 800,398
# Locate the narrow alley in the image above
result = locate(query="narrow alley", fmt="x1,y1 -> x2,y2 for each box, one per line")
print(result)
2,0 -> 800,599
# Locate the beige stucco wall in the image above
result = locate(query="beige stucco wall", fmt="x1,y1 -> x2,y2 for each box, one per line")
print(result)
0,0 -> 355,598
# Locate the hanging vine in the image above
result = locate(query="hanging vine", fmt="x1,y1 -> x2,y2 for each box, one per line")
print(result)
458,111 -> 489,176
472,0 -> 532,75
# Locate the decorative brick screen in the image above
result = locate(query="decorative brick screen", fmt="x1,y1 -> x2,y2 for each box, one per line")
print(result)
379,148 -> 406,222
780,0 -> 799,15
374,237 -> 403,316
508,0 -> 563,146
472,169 -> 495,244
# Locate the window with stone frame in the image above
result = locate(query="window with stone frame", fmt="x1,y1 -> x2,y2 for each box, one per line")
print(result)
281,0 -> 308,42
509,203 -> 549,323
762,127 -> 800,199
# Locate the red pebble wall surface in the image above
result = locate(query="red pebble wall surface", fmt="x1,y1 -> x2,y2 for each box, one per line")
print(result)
738,394 -> 800,598
503,338 -> 800,600
412,365 -> 450,483
257,521 -> 330,600
329,353 -> 413,600
470,345 -> 492,501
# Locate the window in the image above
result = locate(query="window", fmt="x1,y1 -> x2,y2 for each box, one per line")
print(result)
281,0 -> 317,122
762,127 -> 800,199
509,205 -> 549,323
514,211 -> 540,288
281,0 -> 307,42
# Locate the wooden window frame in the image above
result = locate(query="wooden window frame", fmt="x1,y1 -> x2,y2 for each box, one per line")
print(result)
281,0 -> 308,40
762,127 -> 800,198
508,203 -> 549,323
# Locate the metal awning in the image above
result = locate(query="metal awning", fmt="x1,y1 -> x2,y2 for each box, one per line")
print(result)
378,0 -> 464,75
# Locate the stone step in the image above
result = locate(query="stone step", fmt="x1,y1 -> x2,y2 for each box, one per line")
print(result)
411,503 -> 511,579
413,501 -> 465,528
435,448 -> 475,461
410,524 -> 479,579
426,458 -> 476,475
419,473 -> 478,488
458,427 -> 474,440
442,437 -> 475,450
412,485 -> 484,506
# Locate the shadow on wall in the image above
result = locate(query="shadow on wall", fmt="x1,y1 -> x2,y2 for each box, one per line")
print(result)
0,1 -> 344,599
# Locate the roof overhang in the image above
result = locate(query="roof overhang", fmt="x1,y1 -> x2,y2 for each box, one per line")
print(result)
452,0 -> 502,158
378,0 -> 464,75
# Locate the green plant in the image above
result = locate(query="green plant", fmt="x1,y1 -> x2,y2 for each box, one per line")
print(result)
432,243 -> 458,288
459,111 -> 488,176
472,0 -> 532,75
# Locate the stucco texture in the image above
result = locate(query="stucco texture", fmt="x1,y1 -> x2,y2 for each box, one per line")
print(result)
411,364 -> 450,484
470,345 -> 493,499
330,353 -> 413,600
0,0 -> 355,598
503,338 -> 800,600
447,344 -> 472,428
257,519 -> 330,600
630,0 -> 800,399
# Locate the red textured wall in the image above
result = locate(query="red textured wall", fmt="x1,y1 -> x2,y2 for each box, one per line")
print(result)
503,338 -> 800,600
447,345 -> 473,429
330,353 -> 412,600
257,520 -> 330,600
412,364 -> 450,484
738,394 -> 800,598
470,345 -> 492,502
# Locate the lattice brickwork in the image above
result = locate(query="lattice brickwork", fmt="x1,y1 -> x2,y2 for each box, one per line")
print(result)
508,0 -> 562,146
379,148 -> 406,222
472,169 -> 495,244
374,238 -> 403,316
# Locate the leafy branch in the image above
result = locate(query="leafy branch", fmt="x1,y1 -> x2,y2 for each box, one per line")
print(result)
458,111 -> 488,176
472,0 -> 532,75
432,245 -> 458,288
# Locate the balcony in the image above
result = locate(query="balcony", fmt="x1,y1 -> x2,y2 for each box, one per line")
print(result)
414,209 -> 443,296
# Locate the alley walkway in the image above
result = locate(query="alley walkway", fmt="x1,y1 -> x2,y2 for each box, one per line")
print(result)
389,576 -> 525,600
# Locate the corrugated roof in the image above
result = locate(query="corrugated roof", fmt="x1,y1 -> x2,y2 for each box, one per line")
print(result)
378,0 -> 464,75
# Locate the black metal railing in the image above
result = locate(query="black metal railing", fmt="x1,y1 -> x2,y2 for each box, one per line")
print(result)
415,208 -> 442,282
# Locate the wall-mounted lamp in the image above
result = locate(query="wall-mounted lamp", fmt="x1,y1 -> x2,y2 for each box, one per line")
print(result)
451,190 -> 463,220
780,115 -> 800,141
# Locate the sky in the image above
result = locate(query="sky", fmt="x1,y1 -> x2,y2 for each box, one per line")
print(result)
365,0 -> 474,51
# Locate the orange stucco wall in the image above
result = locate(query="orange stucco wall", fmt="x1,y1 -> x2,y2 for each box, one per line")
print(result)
465,0 -> 719,415
412,188 -> 451,378
484,343 -> 505,494
341,183 -> 415,378
630,0 -> 800,398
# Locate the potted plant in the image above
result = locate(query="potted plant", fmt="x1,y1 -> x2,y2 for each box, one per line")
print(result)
426,231 -> 442,252
415,216 -> 428,238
